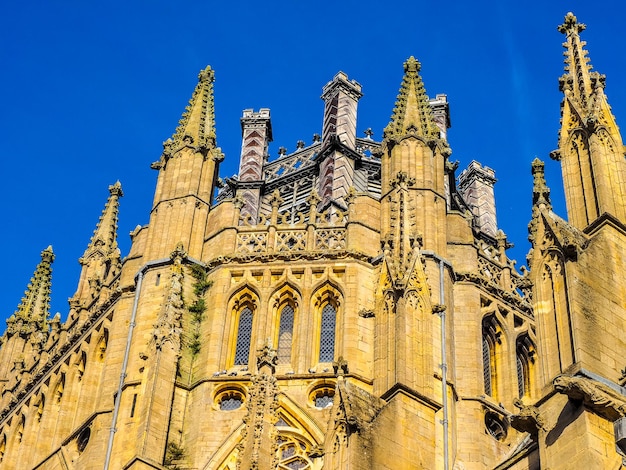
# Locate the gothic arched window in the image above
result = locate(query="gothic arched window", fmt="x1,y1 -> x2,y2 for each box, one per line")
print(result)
319,304 -> 336,363
516,355 -> 526,398
277,305 -> 294,364
516,334 -> 535,398
482,336 -> 493,396
482,316 -> 501,398
234,307 -> 253,366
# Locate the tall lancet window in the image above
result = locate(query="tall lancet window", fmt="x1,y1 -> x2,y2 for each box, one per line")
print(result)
516,335 -> 535,399
319,304 -> 336,362
234,307 -> 253,365
482,337 -> 493,396
482,315 -> 501,398
516,355 -> 526,399
277,305 -> 294,364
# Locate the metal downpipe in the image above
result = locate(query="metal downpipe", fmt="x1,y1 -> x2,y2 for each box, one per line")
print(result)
103,269 -> 144,470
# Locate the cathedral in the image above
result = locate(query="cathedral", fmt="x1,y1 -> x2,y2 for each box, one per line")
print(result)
1,12 -> 625,469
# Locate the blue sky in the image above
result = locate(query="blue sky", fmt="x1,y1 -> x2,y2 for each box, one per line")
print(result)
1,2 -> 625,321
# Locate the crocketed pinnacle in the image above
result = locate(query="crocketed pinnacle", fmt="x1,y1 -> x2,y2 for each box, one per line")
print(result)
7,246 -> 54,335
557,12 -> 602,111
384,56 -> 440,140
163,65 -> 216,157
81,181 -> 123,264
554,12 -> 626,227
531,158 -> 551,209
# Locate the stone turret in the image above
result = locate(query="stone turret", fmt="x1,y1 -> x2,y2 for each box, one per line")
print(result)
236,108 -> 272,223
321,71 -> 362,149
458,161 -> 498,238
317,72 -> 363,208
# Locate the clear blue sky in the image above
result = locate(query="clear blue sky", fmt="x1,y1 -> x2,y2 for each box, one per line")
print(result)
1,2 -> 625,321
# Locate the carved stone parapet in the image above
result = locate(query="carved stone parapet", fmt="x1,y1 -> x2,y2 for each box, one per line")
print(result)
553,375 -> 626,421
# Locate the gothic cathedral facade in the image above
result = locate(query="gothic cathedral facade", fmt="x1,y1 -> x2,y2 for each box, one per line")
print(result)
0,12 -> 625,470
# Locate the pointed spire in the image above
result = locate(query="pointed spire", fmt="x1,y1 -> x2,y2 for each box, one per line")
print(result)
554,13 -> 626,227
81,181 -> 123,263
162,66 -> 216,158
557,12 -> 597,110
531,158 -> 551,209
7,246 -> 54,336
385,56 -> 440,141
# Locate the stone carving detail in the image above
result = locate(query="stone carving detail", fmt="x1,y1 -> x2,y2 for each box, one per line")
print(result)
553,375 -> 626,421
327,380 -> 384,462
151,245 -> 186,351
382,171 -> 421,289
237,350 -> 280,470
333,357 -> 349,377
509,398 -> 546,434
264,147 -> 317,183
236,227 -> 346,255
315,229 -> 346,251
256,344 -> 278,374
276,231 -> 307,252
237,232 -> 268,254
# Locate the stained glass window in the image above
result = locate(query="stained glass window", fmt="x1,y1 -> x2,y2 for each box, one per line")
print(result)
319,304 -> 336,362
278,305 -> 294,364
234,307 -> 253,365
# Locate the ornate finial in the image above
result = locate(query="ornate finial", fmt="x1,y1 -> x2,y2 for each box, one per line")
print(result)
109,180 -> 123,197
306,189 -> 321,207
296,140 -> 305,149
270,189 -> 284,208
198,65 -> 215,83
41,245 -> 55,264
531,158 -> 552,208
364,128 -> 374,139
403,56 -> 421,73
312,133 -> 321,143
557,12 -> 586,35
278,146 -> 287,156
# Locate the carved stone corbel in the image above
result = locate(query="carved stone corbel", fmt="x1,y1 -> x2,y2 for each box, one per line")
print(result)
553,375 -> 626,421
509,398 -> 546,434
